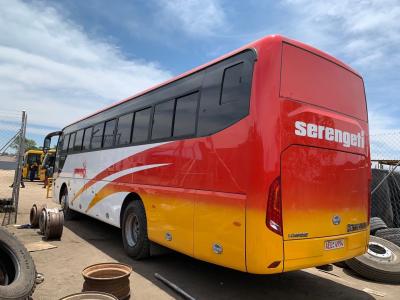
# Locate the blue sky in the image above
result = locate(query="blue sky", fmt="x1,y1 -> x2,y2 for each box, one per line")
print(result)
0,0 -> 399,150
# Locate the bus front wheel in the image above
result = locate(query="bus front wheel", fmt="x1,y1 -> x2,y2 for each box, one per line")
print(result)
121,201 -> 150,259
60,188 -> 78,220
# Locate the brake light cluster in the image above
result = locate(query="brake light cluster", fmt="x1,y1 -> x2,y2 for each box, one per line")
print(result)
266,177 -> 283,235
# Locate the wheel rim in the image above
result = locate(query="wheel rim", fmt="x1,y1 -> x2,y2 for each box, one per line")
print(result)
125,214 -> 140,247
0,242 -> 20,286
367,241 -> 393,260
61,192 -> 68,212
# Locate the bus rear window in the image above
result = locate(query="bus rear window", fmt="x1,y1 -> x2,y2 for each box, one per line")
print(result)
280,43 -> 367,121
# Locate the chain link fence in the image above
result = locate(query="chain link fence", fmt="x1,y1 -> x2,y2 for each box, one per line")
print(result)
370,132 -> 400,228
0,110 -> 26,225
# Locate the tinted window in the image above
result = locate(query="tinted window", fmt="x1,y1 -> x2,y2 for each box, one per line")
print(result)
197,50 -> 255,136
116,113 -> 133,146
91,123 -> 104,149
103,119 -> 117,148
68,132 -> 76,152
220,63 -> 244,104
152,99 -> 174,140
74,129 -> 84,151
82,127 -> 93,150
174,92 -> 198,137
61,134 -> 69,152
132,108 -> 151,143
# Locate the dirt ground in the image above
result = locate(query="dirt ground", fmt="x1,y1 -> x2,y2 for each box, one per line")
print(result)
1,171 -> 400,299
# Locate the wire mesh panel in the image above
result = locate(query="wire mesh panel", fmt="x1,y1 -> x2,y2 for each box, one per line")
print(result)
370,132 -> 400,228
0,110 -> 26,225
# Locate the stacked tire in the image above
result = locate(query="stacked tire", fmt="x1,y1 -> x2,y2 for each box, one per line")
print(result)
369,169 -> 400,248
375,227 -> 400,247
341,169 -> 400,283
388,172 -> 400,227
371,169 -> 394,227
0,227 -> 36,299
345,235 -> 400,283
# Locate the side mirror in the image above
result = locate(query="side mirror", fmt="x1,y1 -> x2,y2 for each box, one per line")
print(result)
43,137 -> 51,152
43,130 -> 62,152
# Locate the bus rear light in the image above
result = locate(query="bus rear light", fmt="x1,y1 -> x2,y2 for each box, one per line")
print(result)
266,177 -> 283,235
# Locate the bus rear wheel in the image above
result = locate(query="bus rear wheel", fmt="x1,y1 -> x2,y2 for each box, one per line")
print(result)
121,201 -> 150,259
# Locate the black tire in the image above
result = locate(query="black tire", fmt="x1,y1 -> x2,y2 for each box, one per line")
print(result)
370,217 -> 387,235
376,234 -> 400,247
0,227 -> 36,299
60,187 -> 78,220
371,169 -> 394,227
375,227 -> 400,238
121,201 -> 150,259
375,228 -> 400,247
345,236 -> 400,283
333,261 -> 348,269
388,173 -> 400,227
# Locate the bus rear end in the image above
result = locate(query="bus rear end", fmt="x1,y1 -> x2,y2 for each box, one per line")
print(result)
276,41 -> 369,271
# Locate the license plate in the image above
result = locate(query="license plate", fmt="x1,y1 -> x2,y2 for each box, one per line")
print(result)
324,239 -> 345,250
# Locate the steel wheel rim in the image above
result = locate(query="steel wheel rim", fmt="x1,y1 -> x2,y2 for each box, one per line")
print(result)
125,214 -> 139,247
367,241 -> 392,260
61,193 -> 68,212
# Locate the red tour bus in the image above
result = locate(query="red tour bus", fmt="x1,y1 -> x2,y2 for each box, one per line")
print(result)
44,35 -> 370,273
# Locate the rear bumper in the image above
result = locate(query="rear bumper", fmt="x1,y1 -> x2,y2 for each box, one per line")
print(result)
283,229 -> 368,272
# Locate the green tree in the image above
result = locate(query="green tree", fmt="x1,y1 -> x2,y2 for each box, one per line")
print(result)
10,137 -> 39,151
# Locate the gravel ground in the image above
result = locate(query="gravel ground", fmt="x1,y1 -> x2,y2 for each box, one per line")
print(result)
1,173 -> 399,300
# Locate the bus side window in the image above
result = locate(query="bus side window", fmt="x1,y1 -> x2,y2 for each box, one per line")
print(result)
91,123 -> 105,150
173,92 -> 199,137
132,107 -> 151,144
197,50 -> 254,136
152,99 -> 175,141
74,129 -> 84,152
57,134 -> 64,152
220,62 -> 244,104
103,119 -> 117,148
68,132 -> 76,153
82,127 -> 93,151
116,113 -> 133,146
62,134 -> 70,152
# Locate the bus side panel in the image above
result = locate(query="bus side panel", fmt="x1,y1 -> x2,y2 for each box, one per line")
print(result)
193,190 -> 246,271
245,38 -> 284,274
143,185 -> 194,256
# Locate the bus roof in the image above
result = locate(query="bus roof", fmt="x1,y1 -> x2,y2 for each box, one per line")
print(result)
67,34 -> 361,129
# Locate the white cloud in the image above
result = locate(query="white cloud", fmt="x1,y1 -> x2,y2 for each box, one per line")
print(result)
281,0 -> 400,70
0,0 -> 171,134
280,0 -> 400,133
370,131 -> 400,160
155,0 -> 227,36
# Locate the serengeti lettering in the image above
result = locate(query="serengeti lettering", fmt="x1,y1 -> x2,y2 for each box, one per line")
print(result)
294,121 -> 365,149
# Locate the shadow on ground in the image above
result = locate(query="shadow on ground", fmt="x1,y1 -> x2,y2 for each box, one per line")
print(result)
64,214 -> 373,300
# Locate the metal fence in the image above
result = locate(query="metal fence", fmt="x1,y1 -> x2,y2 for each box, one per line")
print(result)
0,110 -> 27,225
370,132 -> 400,228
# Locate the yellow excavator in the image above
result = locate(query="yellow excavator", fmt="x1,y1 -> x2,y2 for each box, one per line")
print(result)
22,149 -> 43,180
39,149 -> 56,181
